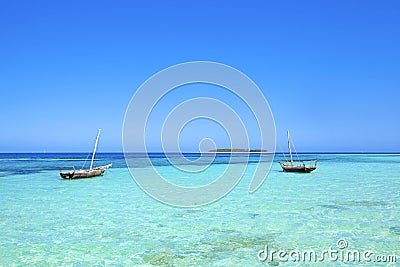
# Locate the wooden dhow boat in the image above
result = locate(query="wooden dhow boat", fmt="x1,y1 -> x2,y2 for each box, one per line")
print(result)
279,130 -> 317,173
59,129 -> 112,179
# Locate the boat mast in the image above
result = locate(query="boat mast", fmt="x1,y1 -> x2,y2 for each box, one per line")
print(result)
90,129 -> 101,170
287,130 -> 293,164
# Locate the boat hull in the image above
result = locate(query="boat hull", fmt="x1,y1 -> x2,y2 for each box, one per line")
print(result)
59,164 -> 112,179
60,169 -> 105,179
279,163 -> 316,173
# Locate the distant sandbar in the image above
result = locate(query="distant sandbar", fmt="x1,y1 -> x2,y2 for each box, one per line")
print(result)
208,148 -> 267,153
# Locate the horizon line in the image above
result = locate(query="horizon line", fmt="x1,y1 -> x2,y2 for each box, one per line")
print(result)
0,151 -> 399,154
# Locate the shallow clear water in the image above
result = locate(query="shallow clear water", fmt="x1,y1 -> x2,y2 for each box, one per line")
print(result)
0,153 -> 399,266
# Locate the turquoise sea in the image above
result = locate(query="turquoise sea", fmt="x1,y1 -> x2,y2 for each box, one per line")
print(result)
0,153 -> 399,266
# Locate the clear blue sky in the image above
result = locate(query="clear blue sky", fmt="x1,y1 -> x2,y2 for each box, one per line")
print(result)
0,0 -> 399,152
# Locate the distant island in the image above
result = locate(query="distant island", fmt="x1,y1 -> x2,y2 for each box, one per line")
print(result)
208,148 -> 267,153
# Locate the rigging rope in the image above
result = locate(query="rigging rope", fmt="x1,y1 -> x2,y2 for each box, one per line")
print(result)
80,134 -> 97,170
278,143 -> 289,162
290,135 -> 301,162
80,152 -> 91,170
